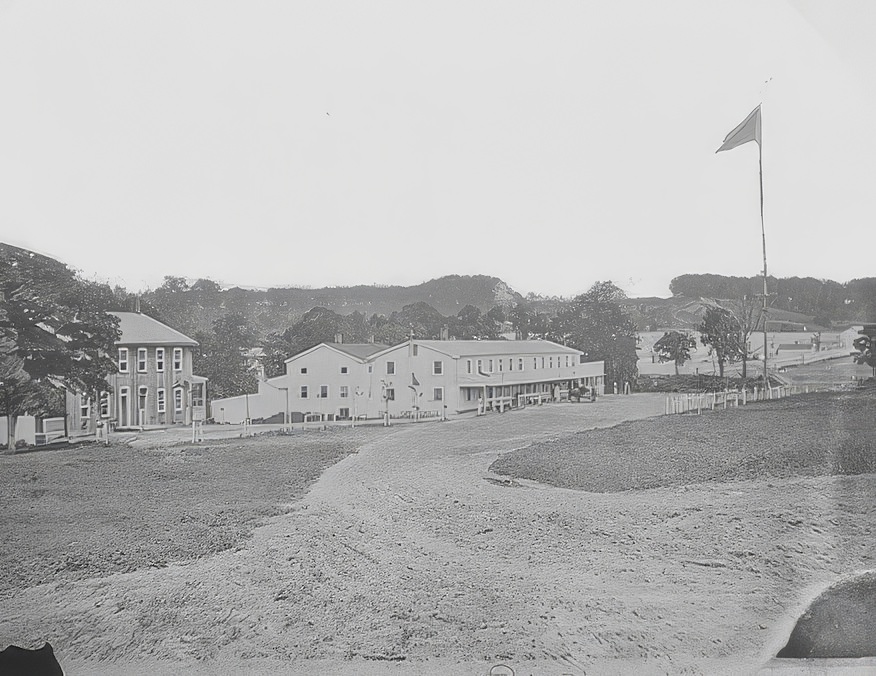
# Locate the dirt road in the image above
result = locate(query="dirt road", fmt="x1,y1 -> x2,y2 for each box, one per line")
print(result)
2,394 -> 874,675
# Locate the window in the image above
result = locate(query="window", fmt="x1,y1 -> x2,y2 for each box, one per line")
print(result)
509,358 -> 513,371
118,348 -> 129,373
433,387 -> 443,401
300,367 -> 308,374
489,359 -> 493,372
340,366 -> 348,374
157,388 -> 166,413
368,365 -> 373,373
99,392 -> 110,418
541,357 -> 545,368
549,357 -> 553,369
173,348 -> 183,371
533,358 -> 538,369
338,407 -> 350,419
300,386 -> 308,399
340,385 -> 349,398
80,397 -> 90,424
433,360 -> 443,375
519,358 -> 524,371
173,388 -> 183,412
156,348 -> 165,372
137,348 -> 148,373
384,388 -> 395,401
466,360 -> 472,374
320,385 -> 328,398
498,359 -> 503,372
566,356 -> 570,367
412,345 -> 418,356
191,383 -> 204,407
477,359 -> 483,374
386,361 -> 395,375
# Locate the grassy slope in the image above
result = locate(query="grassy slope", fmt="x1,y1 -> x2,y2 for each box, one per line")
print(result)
0,429 -> 379,595
490,389 -> 876,492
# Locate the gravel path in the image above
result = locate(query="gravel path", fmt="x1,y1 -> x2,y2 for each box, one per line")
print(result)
2,394 -> 875,675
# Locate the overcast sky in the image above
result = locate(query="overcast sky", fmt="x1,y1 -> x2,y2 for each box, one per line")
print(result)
2,1 -> 874,299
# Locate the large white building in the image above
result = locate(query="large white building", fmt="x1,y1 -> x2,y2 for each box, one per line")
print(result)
212,338 -> 605,424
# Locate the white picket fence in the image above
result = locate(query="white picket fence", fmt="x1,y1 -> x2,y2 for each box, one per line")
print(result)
664,385 -> 816,415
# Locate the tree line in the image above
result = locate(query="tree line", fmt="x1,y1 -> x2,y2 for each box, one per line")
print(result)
669,274 -> 876,326
195,281 -> 640,398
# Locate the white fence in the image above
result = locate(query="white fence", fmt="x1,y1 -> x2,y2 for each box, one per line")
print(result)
664,385 -> 819,415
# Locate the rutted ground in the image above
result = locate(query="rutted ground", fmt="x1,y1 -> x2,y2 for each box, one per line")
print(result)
1,394 -> 875,675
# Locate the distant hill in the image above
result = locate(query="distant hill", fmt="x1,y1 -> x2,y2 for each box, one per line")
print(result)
620,296 -> 831,332
139,274 -> 523,339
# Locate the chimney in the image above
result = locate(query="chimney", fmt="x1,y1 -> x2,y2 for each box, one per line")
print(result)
135,296 -> 141,314
440,326 -> 449,341
334,333 -> 343,344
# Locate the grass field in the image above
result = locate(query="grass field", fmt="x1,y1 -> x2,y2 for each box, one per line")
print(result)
490,388 -> 876,491
0,427 -> 381,596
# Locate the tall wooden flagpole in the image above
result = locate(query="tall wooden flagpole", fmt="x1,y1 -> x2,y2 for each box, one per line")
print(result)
758,135 -> 769,387
716,103 -> 766,385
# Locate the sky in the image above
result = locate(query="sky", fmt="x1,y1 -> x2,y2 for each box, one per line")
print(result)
1,1 -> 875,300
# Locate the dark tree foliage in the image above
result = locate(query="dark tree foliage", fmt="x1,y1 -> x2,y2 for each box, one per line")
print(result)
698,306 -> 745,378
653,331 -> 696,375
451,305 -> 502,340
193,313 -> 259,399
551,281 -> 638,386
0,244 -> 120,449
852,325 -> 876,376
670,273 -> 876,324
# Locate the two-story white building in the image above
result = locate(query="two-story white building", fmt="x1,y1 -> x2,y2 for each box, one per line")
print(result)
212,338 -> 604,424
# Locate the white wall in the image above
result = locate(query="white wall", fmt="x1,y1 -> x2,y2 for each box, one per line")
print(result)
0,415 -> 36,446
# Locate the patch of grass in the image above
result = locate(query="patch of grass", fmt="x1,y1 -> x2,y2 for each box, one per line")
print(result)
0,429 -> 379,594
490,389 -> 876,492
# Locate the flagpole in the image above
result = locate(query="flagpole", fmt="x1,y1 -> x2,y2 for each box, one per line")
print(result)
758,125 -> 769,388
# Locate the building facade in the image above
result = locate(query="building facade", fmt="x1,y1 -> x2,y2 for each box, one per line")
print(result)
211,338 -> 604,424
75,312 -> 207,431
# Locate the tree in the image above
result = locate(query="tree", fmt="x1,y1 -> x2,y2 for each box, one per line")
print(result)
698,306 -> 745,378
653,331 -> 696,375
0,244 -> 120,450
193,313 -> 259,399
551,281 -> 638,387
715,295 -> 760,379
852,325 -> 876,377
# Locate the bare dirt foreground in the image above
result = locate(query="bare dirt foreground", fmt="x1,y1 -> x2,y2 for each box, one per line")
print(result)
1,393 -> 875,675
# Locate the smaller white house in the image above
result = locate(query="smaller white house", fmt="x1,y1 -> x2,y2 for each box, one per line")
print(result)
212,338 -> 605,424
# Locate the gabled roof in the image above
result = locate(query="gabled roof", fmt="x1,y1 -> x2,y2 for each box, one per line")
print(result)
284,342 -> 389,364
111,312 -> 198,347
373,339 -> 582,360
328,342 -> 389,359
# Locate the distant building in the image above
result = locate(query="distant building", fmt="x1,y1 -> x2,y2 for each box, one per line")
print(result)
211,338 -> 604,424
74,312 -> 207,431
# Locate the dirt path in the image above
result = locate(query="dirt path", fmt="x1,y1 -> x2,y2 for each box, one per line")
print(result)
2,394 -> 875,675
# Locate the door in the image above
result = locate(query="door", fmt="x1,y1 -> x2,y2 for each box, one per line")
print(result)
138,387 -> 148,426
119,388 -> 129,427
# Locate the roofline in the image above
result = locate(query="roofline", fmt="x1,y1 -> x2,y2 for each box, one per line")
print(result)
284,342 -> 379,364
368,338 -> 584,361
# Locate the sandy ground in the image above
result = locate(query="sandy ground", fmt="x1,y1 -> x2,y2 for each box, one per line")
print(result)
2,393 -> 875,675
